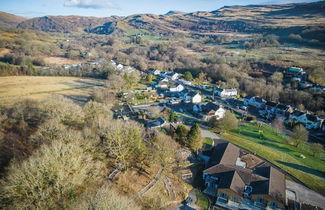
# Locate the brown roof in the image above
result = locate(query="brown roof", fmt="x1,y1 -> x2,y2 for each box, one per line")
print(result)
252,166 -> 285,203
208,143 -> 240,167
204,165 -> 246,195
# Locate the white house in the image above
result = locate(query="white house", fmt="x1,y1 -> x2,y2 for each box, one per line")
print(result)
169,84 -> 184,92
117,64 -> 124,70
170,73 -> 179,81
157,81 -> 168,89
215,88 -> 237,98
148,69 -> 161,76
244,96 -> 266,109
186,91 -> 202,104
194,102 -> 226,121
179,79 -> 192,86
110,60 -> 117,66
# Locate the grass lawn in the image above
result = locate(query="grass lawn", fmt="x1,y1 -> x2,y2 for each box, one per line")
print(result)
195,189 -> 209,210
221,124 -> 325,195
0,76 -> 105,104
204,137 -> 213,145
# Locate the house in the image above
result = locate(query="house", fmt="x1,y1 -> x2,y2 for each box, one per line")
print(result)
215,88 -> 238,98
169,84 -> 184,92
305,114 -> 322,129
157,81 -> 168,89
202,103 -> 226,121
286,67 -> 305,77
202,142 -> 286,210
275,104 -> 292,120
179,79 -> 192,86
170,73 -> 179,80
186,91 -> 202,104
147,69 -> 161,76
259,101 -> 277,119
146,118 -> 166,129
110,60 -> 117,66
289,111 -> 321,129
250,166 -> 286,209
116,64 -> 124,70
193,102 -> 226,122
289,110 -> 306,123
244,96 -> 266,109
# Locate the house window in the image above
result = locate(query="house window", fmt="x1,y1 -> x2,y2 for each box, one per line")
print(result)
219,192 -> 228,199
232,197 -> 239,203
255,197 -> 266,207
269,201 -> 278,209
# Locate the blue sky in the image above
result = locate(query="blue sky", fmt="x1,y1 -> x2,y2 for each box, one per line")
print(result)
0,0 -> 318,17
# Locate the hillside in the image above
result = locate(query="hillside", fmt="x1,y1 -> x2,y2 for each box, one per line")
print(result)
14,1 -> 325,42
17,15 -> 122,33
0,11 -> 26,28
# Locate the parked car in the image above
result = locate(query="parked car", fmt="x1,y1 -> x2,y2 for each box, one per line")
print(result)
240,105 -> 248,111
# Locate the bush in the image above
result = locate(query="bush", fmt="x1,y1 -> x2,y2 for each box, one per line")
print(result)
72,184 -> 140,210
0,137 -> 104,209
210,111 -> 238,131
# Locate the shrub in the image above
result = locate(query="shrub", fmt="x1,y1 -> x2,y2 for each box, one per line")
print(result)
0,137 -> 104,209
72,184 -> 140,210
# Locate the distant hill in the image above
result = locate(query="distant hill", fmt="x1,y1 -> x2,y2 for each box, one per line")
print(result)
17,15 -> 121,33
165,10 -> 185,15
13,1 -> 325,41
0,11 -> 26,28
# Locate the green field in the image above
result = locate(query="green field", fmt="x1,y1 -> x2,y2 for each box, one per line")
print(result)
221,124 -> 325,195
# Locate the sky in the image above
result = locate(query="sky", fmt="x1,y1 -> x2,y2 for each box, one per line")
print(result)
0,0 -> 319,18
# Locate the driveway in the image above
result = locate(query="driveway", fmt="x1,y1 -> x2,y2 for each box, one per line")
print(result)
200,128 -> 221,140
286,180 -> 325,209
170,189 -> 201,210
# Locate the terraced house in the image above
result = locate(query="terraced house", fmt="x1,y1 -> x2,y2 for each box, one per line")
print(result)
202,142 -> 285,210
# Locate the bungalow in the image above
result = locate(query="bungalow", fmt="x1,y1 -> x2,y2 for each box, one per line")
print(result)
215,88 -> 238,98
146,117 -> 166,129
244,96 -> 266,109
169,84 -> 184,92
186,91 -> 202,104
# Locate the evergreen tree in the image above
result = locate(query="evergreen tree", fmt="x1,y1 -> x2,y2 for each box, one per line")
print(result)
184,71 -> 193,81
169,111 -> 176,122
174,125 -> 188,146
146,73 -> 153,83
188,123 -> 203,153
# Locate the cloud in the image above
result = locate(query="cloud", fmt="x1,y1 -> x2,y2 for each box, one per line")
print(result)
64,0 -> 118,9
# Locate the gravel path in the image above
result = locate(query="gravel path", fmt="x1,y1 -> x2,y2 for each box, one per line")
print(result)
138,167 -> 163,196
